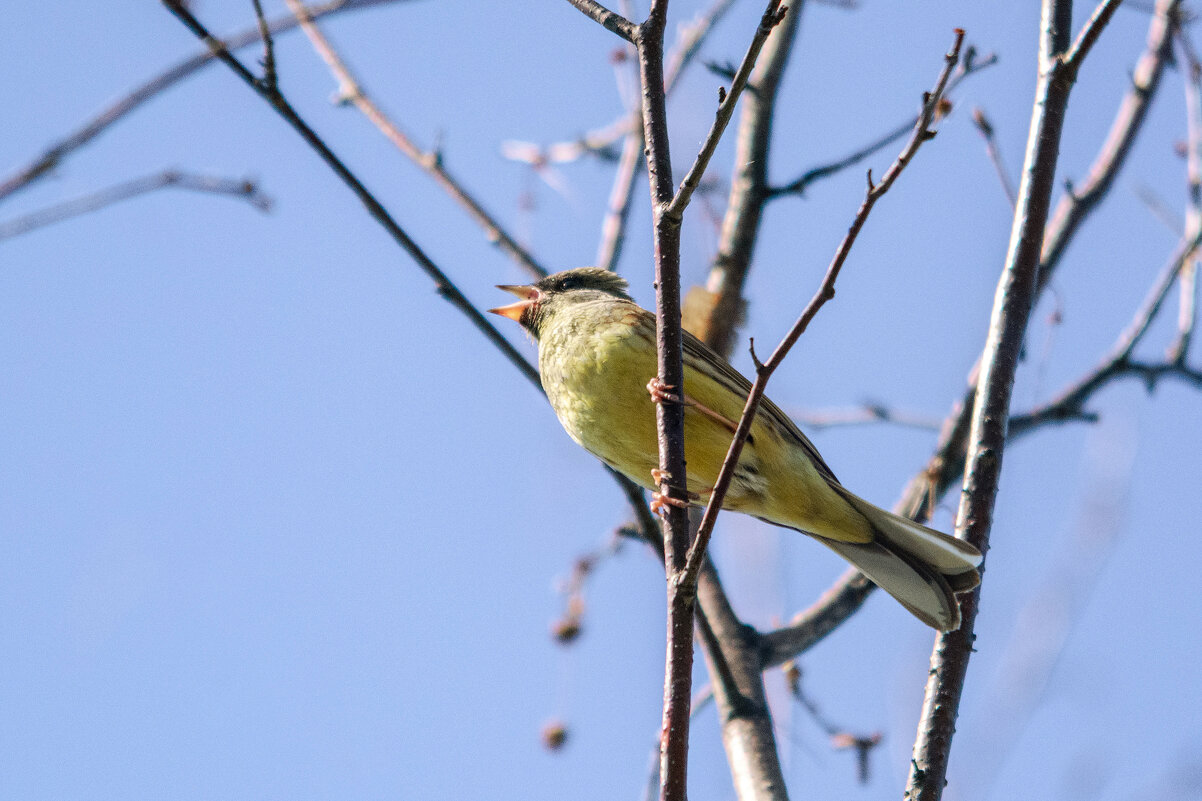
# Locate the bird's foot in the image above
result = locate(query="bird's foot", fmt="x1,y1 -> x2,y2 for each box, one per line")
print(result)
647,377 -> 683,405
647,377 -> 741,435
650,469 -> 698,516
650,491 -> 691,516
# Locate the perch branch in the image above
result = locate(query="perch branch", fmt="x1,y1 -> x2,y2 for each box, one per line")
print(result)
682,30 -> 966,589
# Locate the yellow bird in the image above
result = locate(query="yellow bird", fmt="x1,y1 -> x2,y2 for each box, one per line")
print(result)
490,267 -> 981,630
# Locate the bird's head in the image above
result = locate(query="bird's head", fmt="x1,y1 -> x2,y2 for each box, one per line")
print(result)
489,267 -> 633,338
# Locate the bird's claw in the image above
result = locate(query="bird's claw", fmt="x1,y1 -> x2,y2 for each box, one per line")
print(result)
650,469 -> 698,516
647,377 -> 682,405
650,491 -> 691,516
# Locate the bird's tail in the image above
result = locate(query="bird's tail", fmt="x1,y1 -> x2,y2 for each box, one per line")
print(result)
819,491 -> 982,631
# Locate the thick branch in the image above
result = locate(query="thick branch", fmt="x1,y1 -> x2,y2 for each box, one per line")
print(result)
903,2 -> 1110,798
761,0 -> 1182,669
633,2 -> 694,797
563,0 -> 636,41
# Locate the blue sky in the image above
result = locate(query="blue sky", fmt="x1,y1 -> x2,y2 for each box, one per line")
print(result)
2,2 -> 1200,800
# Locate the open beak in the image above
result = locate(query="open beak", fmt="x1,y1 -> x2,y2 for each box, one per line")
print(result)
488,284 -> 540,322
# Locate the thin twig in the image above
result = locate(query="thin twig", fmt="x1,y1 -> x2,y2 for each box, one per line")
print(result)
1011,231 -> 1202,435
1039,0 -> 1181,291
971,107 -> 1018,208
507,1 -> 742,170
283,0 -> 548,279
681,30 -> 966,588
0,170 -> 270,241
903,3 -> 1111,798
252,0 -> 278,90
692,0 -> 804,357
563,0 -> 637,41
664,0 -> 788,222
1170,32 -> 1201,363
0,0 -> 411,204
761,0 -> 1183,669
160,0 -> 540,391
769,49 -> 997,197
790,403 -> 943,431
595,0 -> 739,272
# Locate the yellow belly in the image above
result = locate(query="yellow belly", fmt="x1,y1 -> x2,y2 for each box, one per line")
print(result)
536,299 -> 872,542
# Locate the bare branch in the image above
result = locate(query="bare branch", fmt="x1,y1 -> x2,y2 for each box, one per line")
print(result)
251,0 -> 278,91
770,49 -> 998,198
0,0 -> 413,205
595,117 -> 644,271
762,0 -> 1183,672
1063,0 -> 1126,77
1170,32 -> 1202,363
283,0 -> 548,279
563,0 -> 637,41
1011,231 -> 1202,436
971,107 -> 1018,207
595,0 -> 739,272
691,1 -> 804,357
632,1 -> 695,795
904,2 -> 1117,797
1039,0 -> 1181,290
665,0 -> 788,222
160,0 -> 539,390
682,30 -> 966,588
0,170 -> 270,242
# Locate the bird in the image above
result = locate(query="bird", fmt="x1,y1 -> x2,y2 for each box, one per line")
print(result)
489,267 -> 982,630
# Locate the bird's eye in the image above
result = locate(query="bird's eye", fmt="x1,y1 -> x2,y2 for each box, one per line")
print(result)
559,277 -> 578,291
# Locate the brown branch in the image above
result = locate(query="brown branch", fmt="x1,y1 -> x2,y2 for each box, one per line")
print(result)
1038,0 -> 1181,291
903,2 -> 1112,797
0,0 -> 412,205
761,0 -> 1183,671
664,0 -> 788,222
160,0 -> 539,390
1011,232 -> 1202,436
595,0 -> 740,272
682,30 -> 966,589
769,48 -> 997,198
563,0 -> 637,41
628,2 -> 694,797
283,0 -> 548,279
971,107 -> 1018,208
692,1 -> 803,357
0,170 -> 270,241
506,0 -> 742,170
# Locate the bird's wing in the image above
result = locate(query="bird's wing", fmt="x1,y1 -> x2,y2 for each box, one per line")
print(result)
679,327 -> 841,486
